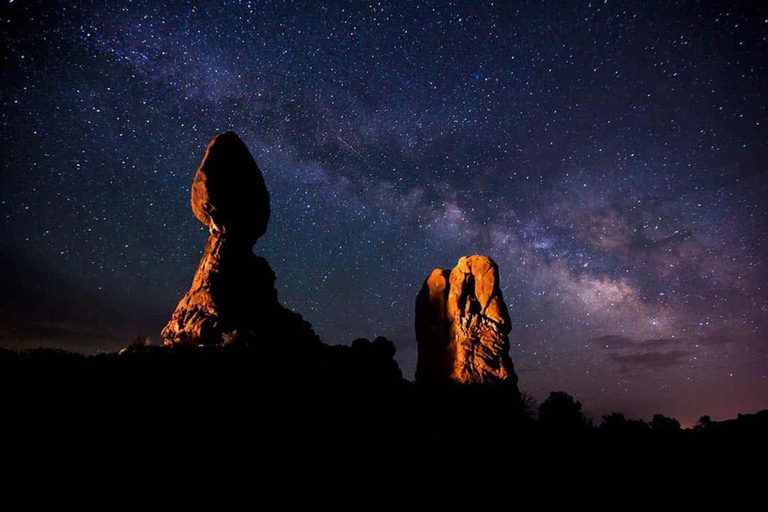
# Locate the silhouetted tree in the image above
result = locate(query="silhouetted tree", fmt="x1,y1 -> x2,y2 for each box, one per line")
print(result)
650,414 -> 681,435
695,415 -> 712,432
600,412 -> 650,436
538,391 -> 588,433
521,392 -> 538,420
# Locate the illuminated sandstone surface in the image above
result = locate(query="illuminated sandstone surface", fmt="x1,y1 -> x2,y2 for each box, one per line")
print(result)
415,255 -> 518,385
162,132 -> 312,345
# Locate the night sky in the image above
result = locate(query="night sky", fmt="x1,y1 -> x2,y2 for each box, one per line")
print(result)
2,0 -> 766,425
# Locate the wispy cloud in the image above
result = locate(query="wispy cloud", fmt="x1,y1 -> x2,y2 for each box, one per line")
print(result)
611,350 -> 692,373
587,335 -> 682,351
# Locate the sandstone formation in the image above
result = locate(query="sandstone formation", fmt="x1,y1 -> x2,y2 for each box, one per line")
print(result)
161,132 -> 314,346
190,131 -> 270,243
415,255 -> 518,385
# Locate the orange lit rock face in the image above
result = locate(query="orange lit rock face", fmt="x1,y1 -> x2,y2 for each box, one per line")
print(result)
416,255 -> 518,385
162,132 -> 295,345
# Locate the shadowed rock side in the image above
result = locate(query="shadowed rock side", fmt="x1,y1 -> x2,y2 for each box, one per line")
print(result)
162,132 -> 316,346
416,255 -> 518,386
191,131 -> 270,243
414,269 -> 452,381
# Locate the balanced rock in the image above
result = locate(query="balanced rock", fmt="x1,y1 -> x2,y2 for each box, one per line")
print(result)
161,132 -> 313,346
191,131 -> 270,243
415,255 -> 518,385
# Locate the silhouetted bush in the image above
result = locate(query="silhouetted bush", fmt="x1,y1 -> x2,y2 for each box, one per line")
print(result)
650,413 -> 681,435
538,391 -> 590,434
695,414 -> 712,432
599,412 -> 651,437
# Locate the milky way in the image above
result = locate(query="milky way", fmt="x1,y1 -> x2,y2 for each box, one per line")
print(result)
1,1 -> 766,424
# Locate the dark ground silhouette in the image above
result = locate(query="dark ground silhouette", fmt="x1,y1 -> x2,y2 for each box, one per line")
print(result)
1,329 -> 765,509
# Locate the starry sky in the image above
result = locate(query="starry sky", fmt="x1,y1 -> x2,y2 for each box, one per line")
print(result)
1,0 -> 766,425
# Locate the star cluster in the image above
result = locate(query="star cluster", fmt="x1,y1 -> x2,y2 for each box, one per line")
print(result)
1,0 -> 766,424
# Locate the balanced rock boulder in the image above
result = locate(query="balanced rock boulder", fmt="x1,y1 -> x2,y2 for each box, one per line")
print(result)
162,132 -> 315,346
191,131 -> 270,243
415,255 -> 518,385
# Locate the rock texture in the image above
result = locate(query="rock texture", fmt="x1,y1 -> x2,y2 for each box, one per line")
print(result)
161,132 -> 314,346
415,255 -> 518,385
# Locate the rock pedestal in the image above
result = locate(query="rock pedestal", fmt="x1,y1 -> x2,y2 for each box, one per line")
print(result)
162,132 -> 311,345
415,255 -> 518,385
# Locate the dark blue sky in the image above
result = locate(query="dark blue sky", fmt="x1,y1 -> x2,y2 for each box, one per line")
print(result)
1,0 -> 766,425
